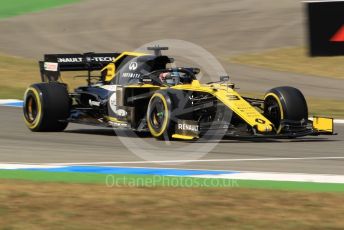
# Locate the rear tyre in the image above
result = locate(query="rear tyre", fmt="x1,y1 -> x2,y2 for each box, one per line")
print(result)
23,83 -> 70,132
264,86 -> 308,133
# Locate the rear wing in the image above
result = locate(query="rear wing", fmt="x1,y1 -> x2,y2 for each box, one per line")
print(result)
39,52 -> 120,82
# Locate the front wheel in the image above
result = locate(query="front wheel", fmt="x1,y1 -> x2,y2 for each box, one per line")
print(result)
264,86 -> 308,133
23,83 -> 71,132
146,91 -> 174,139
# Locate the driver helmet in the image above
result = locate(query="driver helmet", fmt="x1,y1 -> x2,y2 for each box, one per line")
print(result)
159,71 -> 181,85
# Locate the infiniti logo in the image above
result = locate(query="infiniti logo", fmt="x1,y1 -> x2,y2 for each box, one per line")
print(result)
128,62 -> 138,70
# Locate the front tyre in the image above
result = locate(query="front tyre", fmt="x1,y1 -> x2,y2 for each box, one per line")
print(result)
23,83 -> 70,132
146,91 -> 174,140
264,86 -> 308,134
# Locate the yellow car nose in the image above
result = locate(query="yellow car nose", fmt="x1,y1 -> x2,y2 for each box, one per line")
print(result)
256,124 -> 273,133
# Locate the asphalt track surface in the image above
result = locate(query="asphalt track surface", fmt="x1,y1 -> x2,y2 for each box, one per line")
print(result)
1,106 -> 343,174
0,0 -> 343,174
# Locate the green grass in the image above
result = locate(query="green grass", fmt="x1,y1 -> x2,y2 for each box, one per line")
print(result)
1,170 -> 344,192
0,53 -> 85,99
230,47 -> 344,79
0,54 -> 40,99
240,91 -> 344,118
307,98 -> 344,118
0,0 -> 80,19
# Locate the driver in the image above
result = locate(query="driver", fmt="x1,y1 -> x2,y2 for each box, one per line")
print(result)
158,70 -> 193,85
159,72 -> 171,82
159,72 -> 182,85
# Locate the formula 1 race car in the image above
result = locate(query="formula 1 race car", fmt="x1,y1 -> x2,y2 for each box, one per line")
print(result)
23,47 -> 334,140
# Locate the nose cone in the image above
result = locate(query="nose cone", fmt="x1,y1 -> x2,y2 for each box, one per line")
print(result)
256,124 -> 273,133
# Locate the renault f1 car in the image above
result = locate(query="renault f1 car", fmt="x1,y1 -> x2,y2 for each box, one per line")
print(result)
23,47 -> 334,140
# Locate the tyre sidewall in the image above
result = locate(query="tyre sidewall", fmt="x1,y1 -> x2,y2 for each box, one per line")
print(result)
147,91 -> 173,139
23,83 -> 70,131
264,86 -> 308,133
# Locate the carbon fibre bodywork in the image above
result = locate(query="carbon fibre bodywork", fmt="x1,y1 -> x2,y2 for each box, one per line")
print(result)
30,47 -> 334,139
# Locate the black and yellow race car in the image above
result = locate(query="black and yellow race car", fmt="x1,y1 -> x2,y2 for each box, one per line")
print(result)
23,47 -> 334,140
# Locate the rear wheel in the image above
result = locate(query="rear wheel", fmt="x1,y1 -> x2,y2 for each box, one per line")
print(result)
23,83 -> 70,132
264,86 -> 308,133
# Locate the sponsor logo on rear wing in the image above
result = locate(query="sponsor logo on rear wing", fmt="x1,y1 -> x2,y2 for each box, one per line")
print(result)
43,52 -> 121,71
44,62 -> 58,72
56,56 -> 117,63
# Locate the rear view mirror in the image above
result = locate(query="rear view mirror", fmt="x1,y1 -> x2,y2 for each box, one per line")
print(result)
220,75 -> 229,82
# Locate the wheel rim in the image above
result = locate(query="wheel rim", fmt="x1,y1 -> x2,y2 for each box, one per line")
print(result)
147,93 -> 170,137
264,96 -> 282,130
148,97 -> 166,132
25,94 -> 38,123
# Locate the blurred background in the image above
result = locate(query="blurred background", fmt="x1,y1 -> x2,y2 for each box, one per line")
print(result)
0,0 -> 343,117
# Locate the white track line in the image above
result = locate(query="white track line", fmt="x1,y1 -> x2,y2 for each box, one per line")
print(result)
1,156 -> 344,166
0,164 -> 65,170
193,172 -> 344,184
1,163 -> 344,183
0,163 -> 233,173
0,99 -> 22,103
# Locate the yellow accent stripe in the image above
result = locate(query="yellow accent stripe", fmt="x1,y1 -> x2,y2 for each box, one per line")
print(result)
264,92 -> 284,133
103,51 -> 148,82
104,116 -> 126,123
172,81 -> 273,133
312,117 -> 333,133
147,93 -> 169,137
172,134 -> 195,140
23,87 -> 42,130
